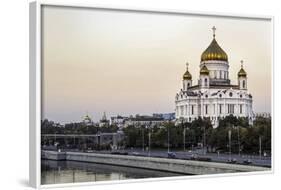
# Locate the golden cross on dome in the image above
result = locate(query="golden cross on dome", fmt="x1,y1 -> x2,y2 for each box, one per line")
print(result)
240,60 -> 244,68
186,62 -> 189,70
212,26 -> 216,38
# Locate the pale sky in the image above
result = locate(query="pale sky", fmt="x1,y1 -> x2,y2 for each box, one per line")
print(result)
41,5 -> 272,123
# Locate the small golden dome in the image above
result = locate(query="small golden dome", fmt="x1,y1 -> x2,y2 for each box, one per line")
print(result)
238,60 -> 247,77
183,70 -> 192,80
238,68 -> 247,77
84,115 -> 91,120
183,62 -> 192,80
200,65 -> 209,75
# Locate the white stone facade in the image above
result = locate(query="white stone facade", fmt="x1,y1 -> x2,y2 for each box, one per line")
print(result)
175,86 -> 253,127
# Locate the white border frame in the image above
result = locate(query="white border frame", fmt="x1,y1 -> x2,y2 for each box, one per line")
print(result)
29,1 -> 274,189
30,1 -> 41,188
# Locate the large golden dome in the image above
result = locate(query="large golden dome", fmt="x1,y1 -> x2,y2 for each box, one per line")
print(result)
201,38 -> 228,62
201,27 -> 228,62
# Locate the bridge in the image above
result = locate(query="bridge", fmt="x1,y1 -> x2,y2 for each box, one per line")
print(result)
41,133 -> 124,149
41,150 -> 269,175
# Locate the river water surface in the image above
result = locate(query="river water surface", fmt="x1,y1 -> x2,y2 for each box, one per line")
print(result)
41,160 -> 183,185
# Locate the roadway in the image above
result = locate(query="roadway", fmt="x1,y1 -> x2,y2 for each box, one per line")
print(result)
130,149 -> 271,167
59,148 -> 271,168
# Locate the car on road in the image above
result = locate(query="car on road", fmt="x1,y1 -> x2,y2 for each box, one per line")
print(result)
190,154 -> 198,160
243,159 -> 252,165
190,154 -> 211,161
131,152 -> 140,156
197,157 -> 212,162
227,158 -> 237,164
110,151 -> 128,155
168,152 -> 176,158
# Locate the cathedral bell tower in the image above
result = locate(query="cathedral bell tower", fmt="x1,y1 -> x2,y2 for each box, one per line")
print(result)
182,62 -> 192,91
238,60 -> 247,90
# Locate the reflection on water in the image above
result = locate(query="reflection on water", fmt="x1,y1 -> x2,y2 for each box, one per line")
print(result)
41,160 -> 183,185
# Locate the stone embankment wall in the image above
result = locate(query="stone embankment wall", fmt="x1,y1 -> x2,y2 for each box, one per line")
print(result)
41,150 -> 268,175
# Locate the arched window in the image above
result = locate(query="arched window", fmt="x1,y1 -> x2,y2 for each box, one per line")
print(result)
187,83 -> 190,88
243,80 -> 246,88
204,78 -> 208,86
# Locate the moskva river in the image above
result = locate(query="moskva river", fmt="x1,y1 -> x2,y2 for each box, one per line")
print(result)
41,160 -> 183,185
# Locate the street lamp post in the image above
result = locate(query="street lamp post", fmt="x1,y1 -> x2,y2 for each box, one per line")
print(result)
191,129 -> 194,152
167,124 -> 170,153
237,126 -> 241,157
203,124 -> 206,155
148,130 -> 151,157
228,129 -> 232,160
259,136 -> 262,160
147,123 -> 152,157
73,135 -> 75,148
182,119 -> 186,152
142,127 -> 144,152
183,127 -> 186,152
